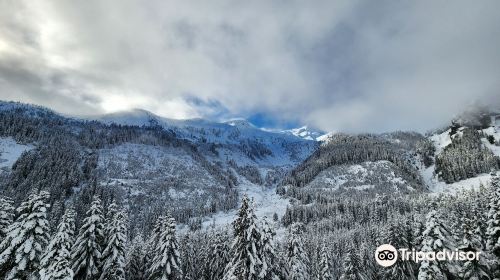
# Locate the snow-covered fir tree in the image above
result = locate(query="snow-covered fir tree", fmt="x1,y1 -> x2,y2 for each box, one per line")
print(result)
418,210 -> 455,280
317,246 -> 332,280
179,233 -> 197,280
359,240 -> 377,279
381,220 -> 416,280
223,195 -> 264,280
0,196 -> 14,239
148,213 -> 182,280
0,191 -> 51,280
469,189 -> 488,250
104,202 -> 118,241
205,230 -> 231,280
149,215 -> 167,247
179,231 -> 211,280
486,176 -> 500,258
40,207 -> 76,280
71,196 -> 105,280
457,213 -> 491,280
339,242 -> 368,280
259,217 -> 280,280
286,222 -> 310,280
125,234 -> 147,280
100,208 -> 127,280
142,230 -> 159,278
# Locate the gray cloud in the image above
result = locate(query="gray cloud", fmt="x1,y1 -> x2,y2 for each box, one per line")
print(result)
0,0 -> 499,132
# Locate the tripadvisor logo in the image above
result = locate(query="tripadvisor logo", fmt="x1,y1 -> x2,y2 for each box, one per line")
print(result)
375,244 -> 398,267
374,244 -> 481,267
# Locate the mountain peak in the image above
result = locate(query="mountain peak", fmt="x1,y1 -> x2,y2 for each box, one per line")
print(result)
90,108 -> 163,127
224,118 -> 256,128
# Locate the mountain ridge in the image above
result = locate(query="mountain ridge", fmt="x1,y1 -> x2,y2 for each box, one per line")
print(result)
87,108 -> 326,143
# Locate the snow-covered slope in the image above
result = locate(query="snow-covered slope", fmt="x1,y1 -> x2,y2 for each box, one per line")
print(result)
0,137 -> 33,171
482,126 -> 500,156
307,160 -> 414,193
429,129 -> 453,154
92,109 -> 162,127
281,126 -> 325,141
96,143 -> 235,220
198,180 -> 289,232
282,132 -> 425,195
90,109 -> 319,169
422,125 -> 500,193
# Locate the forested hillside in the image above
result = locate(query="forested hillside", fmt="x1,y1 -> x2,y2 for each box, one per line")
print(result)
0,101 -> 317,232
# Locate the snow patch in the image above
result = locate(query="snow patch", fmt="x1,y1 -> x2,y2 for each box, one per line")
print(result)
429,129 -> 452,154
423,161 -> 493,194
200,182 -> 290,231
353,184 -> 374,190
281,126 -> 325,141
481,127 -> 500,156
0,137 -> 33,170
317,132 -> 336,143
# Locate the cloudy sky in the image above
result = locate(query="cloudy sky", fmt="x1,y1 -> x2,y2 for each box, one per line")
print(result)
0,0 -> 499,132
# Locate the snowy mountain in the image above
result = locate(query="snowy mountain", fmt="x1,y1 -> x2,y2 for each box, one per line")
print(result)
0,101 -> 320,230
92,108 -> 321,143
89,109 -> 320,174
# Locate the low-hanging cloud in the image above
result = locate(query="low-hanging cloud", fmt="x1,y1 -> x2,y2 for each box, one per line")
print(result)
0,0 -> 499,132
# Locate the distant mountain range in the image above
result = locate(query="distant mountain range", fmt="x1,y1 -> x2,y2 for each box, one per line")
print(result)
87,108 -> 327,142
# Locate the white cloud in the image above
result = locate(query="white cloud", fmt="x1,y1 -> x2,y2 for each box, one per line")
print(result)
0,0 -> 499,131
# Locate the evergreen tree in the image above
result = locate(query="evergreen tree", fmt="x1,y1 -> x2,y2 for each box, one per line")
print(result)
223,195 -> 264,280
125,234 -> 147,280
457,215 -> 491,280
179,233 -> 197,280
205,230 -> 230,280
486,176 -> 500,258
40,207 -> 76,280
418,210 -> 455,280
104,202 -> 118,241
382,220 -> 416,280
286,223 -> 310,280
359,241 -> 377,279
149,215 -> 167,248
317,246 -> 332,280
71,196 -> 105,280
0,196 -> 14,239
0,191 -> 51,280
142,232 -> 158,278
259,218 -> 280,280
339,243 -> 367,280
100,209 -> 127,280
470,196 -> 488,250
148,213 -> 182,280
